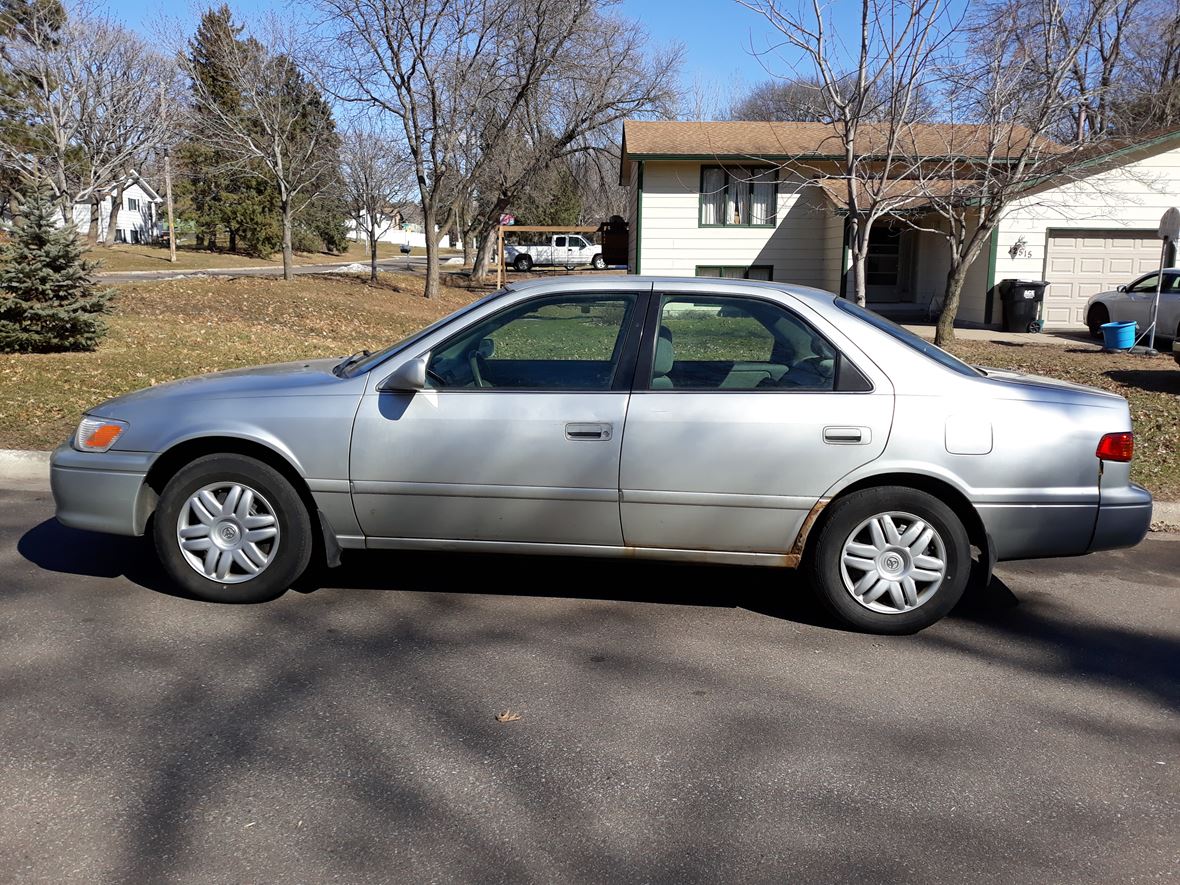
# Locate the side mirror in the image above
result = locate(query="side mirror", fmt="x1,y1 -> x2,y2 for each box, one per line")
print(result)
379,356 -> 427,392
1117,285 -> 1127,292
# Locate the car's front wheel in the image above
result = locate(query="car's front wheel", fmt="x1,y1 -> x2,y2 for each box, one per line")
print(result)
591,254 -> 606,269
153,454 -> 313,603
807,487 -> 970,634
1087,303 -> 1109,339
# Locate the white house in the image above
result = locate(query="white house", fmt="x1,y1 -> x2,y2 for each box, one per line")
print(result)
621,120 -> 1180,328
69,172 -> 162,244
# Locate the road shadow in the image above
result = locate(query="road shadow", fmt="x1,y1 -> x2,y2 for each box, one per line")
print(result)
1104,368 -> 1180,394
18,516 -> 1022,635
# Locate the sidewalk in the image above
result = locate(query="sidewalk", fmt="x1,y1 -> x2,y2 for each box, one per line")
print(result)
902,324 -> 1093,347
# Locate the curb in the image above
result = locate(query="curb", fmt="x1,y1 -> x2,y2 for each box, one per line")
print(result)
2,449 -> 1177,532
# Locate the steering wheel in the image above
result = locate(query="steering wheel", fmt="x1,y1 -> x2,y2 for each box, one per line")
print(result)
425,366 -> 447,387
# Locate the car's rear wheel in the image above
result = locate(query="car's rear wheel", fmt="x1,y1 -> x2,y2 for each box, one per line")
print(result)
1087,303 -> 1109,339
807,487 -> 970,634
153,454 -> 312,603
591,254 -> 606,269
513,254 -> 533,272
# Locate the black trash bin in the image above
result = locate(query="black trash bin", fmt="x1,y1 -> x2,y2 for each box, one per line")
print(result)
998,279 -> 1048,333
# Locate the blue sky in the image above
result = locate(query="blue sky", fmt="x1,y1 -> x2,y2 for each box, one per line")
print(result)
104,0 -> 799,110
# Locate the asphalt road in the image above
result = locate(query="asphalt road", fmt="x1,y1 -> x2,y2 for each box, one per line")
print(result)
96,256 -> 432,284
1,487 -> 1177,884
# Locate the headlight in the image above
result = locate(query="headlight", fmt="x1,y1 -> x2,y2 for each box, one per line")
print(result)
73,416 -> 129,453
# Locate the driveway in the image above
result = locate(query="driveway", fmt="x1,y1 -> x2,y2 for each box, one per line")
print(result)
2,486 -> 1177,884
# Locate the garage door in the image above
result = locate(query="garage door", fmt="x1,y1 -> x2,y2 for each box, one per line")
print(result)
1042,230 -> 1160,327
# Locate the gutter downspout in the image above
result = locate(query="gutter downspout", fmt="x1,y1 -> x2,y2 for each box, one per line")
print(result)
634,162 -> 644,275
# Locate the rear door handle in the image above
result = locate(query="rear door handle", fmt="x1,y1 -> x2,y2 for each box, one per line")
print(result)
824,426 -> 869,445
565,422 -> 612,441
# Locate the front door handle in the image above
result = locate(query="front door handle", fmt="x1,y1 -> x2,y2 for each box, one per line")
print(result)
565,422 -> 612,441
824,426 -> 870,445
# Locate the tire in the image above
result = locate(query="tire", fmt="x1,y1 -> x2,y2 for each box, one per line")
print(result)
1087,303 -> 1109,339
591,254 -> 606,270
153,454 -> 313,603
513,254 -> 533,272
806,487 -> 970,634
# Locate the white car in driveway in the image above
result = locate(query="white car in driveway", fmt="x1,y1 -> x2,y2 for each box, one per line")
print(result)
1084,268 -> 1180,340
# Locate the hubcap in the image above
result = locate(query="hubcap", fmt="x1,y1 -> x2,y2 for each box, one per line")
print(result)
839,511 -> 947,614
176,482 -> 280,584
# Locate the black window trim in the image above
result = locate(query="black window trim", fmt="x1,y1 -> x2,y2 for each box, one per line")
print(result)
631,291 -> 874,394
413,290 -> 653,394
694,264 -> 774,281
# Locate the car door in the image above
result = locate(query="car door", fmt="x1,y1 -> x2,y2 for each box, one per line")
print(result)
350,286 -> 648,547
619,286 -> 894,554
1118,273 -> 1161,328
568,235 -> 589,265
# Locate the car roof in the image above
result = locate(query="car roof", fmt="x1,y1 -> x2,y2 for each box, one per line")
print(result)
504,275 -> 837,307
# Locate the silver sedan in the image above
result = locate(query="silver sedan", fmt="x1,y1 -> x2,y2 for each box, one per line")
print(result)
51,277 -> 1153,633
1084,268 -> 1180,340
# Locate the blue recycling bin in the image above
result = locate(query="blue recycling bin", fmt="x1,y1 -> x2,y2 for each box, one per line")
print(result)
1100,321 -> 1136,351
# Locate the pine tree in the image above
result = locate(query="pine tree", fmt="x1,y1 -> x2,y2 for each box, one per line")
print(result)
0,186 -> 112,352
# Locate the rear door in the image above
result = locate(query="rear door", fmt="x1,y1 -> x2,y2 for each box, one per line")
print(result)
619,286 -> 894,554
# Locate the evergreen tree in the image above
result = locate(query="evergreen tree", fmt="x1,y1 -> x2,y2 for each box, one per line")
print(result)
0,186 -> 112,352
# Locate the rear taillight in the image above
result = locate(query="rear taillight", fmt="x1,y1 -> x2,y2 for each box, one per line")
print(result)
1096,431 -> 1134,462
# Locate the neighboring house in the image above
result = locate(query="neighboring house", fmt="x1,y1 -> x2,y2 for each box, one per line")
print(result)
620,121 -> 1180,328
69,172 -> 163,244
346,207 -> 455,250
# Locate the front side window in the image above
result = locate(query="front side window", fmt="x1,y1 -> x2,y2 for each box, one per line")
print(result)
648,295 -> 838,391
699,166 -> 777,227
1128,274 -> 1159,293
427,295 -> 637,390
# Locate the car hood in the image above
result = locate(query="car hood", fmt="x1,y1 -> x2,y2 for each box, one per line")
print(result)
977,366 -> 1123,403
91,357 -> 354,414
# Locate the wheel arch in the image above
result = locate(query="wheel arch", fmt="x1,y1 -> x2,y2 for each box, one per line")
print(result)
144,435 -> 336,565
798,471 -> 990,566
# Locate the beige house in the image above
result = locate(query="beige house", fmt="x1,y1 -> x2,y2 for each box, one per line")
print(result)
620,120 -> 1180,328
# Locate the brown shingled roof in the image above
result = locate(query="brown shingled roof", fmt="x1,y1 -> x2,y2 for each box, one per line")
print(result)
619,120 -> 1056,182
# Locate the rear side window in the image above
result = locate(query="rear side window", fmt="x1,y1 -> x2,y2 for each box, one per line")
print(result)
834,298 -> 981,377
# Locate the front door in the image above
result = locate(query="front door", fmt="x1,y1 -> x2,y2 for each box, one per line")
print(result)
350,291 -> 643,546
619,291 -> 894,554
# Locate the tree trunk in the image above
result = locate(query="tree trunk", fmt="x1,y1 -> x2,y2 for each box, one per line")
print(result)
281,198 -> 294,281
86,195 -> 102,245
422,204 -> 439,300
472,227 -> 497,282
229,228 -> 237,252
934,260 -> 970,347
103,182 -> 125,246
368,228 -> 378,284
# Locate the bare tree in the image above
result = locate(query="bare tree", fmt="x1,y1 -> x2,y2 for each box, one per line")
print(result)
905,0 -> 1124,345
738,0 -> 955,305
181,18 -> 340,280
317,0 -> 678,296
458,2 -> 679,281
0,3 -> 174,236
340,121 -> 415,283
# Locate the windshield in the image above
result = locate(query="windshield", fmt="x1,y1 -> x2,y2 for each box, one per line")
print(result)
834,298 -> 981,377
339,288 -> 507,377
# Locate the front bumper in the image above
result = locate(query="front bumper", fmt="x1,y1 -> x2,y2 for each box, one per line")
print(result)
1090,482 -> 1153,553
50,444 -> 157,536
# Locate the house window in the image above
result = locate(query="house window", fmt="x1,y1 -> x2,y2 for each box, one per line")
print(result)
699,166 -> 777,227
126,197 -> 140,212
695,265 -> 773,281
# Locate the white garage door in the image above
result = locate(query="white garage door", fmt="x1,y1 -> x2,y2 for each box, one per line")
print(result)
1042,230 -> 1161,327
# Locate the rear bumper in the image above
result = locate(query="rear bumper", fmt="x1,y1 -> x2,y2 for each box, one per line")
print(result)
50,444 -> 157,536
1090,483 -> 1153,553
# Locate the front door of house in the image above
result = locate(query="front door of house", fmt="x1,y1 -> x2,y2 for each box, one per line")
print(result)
866,225 -> 911,303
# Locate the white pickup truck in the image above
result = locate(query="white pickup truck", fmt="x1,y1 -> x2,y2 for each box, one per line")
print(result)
504,234 -> 605,271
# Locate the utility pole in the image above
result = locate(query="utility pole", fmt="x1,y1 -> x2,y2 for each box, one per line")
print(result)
164,146 -> 176,263
161,86 -> 176,263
